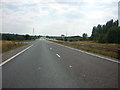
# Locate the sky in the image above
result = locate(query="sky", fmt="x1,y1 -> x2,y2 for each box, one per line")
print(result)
1,0 -> 119,36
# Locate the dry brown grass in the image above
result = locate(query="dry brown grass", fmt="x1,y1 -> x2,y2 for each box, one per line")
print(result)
49,40 -> 119,59
70,41 -> 120,50
0,41 -> 27,53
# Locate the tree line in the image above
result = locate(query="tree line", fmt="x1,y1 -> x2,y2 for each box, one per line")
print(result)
0,33 -> 41,41
1,19 -> 120,43
90,19 -> 120,44
49,19 -> 120,44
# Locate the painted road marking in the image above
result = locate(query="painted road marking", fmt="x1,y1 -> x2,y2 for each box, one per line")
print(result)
69,65 -> 72,68
49,41 -> 120,64
50,48 -> 52,50
56,54 -> 61,58
0,44 -> 34,66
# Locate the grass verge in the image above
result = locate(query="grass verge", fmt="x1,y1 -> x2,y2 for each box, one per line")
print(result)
0,41 -> 27,53
48,40 -> 119,59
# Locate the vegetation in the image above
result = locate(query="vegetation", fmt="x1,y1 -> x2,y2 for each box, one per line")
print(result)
0,41 -> 27,53
82,33 -> 88,41
47,36 -> 82,41
0,33 -> 41,53
49,40 -> 119,59
47,19 -> 120,44
46,19 -> 120,59
1,19 -> 120,58
91,19 -> 120,44
0,33 -> 41,41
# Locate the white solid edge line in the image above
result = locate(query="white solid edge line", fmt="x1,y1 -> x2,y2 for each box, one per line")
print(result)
56,54 -> 61,58
0,44 -> 34,66
48,41 -> 120,64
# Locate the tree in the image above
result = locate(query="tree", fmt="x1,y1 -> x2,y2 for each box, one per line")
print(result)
90,19 -> 120,43
61,34 -> 65,41
46,35 -> 49,38
113,20 -> 119,26
91,26 -> 97,41
107,26 -> 120,43
82,33 -> 88,41
24,34 -> 30,40
106,19 -> 113,29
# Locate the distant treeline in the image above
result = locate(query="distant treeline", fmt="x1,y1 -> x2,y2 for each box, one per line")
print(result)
47,19 -> 120,44
1,19 -> 120,44
90,19 -> 120,43
0,33 -> 41,41
49,35 -> 85,41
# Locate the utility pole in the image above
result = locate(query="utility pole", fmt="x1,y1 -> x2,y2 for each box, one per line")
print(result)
33,27 -> 34,36
66,31 -> 67,41
66,31 -> 67,37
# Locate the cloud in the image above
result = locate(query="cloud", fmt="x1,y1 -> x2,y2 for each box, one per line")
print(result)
1,0 -> 119,36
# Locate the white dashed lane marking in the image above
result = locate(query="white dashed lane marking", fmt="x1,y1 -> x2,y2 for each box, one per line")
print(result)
56,54 -> 61,58
69,65 -> 72,68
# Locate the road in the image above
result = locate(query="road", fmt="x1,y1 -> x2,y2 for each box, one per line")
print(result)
2,40 -> 119,88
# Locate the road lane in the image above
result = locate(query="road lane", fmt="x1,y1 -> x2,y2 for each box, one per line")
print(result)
3,40 -> 88,88
2,40 -> 119,88
43,40 -> 119,88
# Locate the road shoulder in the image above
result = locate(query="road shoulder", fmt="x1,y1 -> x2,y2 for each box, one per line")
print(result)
1,40 -> 36,62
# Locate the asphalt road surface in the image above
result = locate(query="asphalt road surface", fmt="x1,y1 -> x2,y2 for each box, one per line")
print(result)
2,39 -> 119,88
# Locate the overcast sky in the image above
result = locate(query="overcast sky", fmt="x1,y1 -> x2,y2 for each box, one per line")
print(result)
1,0 -> 119,36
